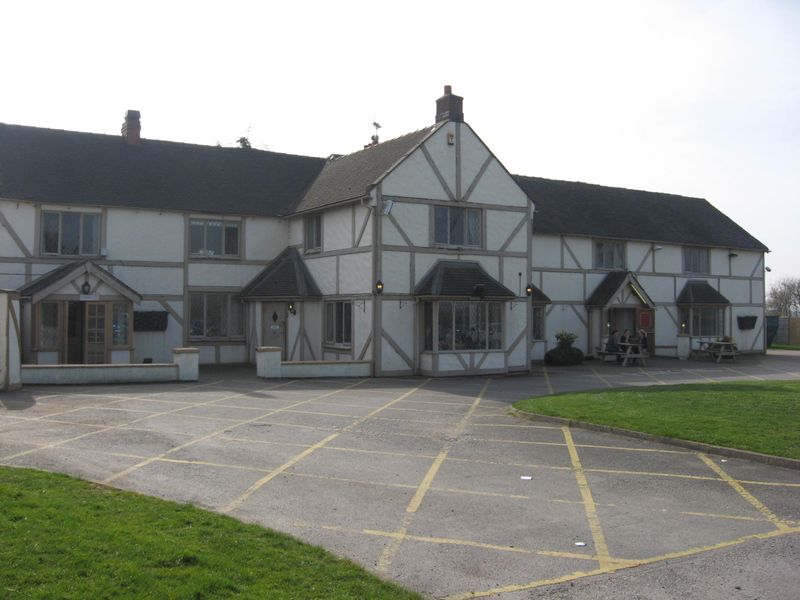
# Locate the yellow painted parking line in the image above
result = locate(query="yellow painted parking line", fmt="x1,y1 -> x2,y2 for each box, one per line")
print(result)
576,443 -> 692,455
220,379 -> 430,514
469,423 -> 559,430
696,453 -> 792,531
0,380 -> 268,463
739,479 -> 800,488
590,367 -> 614,388
686,369 -> 718,383
537,549 -> 600,561
324,445 -> 438,460
377,379 -> 491,572
542,365 -> 554,395
562,426 -> 615,569
723,366 -> 764,381
444,527 -> 800,600
289,471 -> 418,490
217,435 -> 311,449
383,406 -> 470,416
586,467 -> 722,482
639,367 -> 665,385
680,511 -> 769,523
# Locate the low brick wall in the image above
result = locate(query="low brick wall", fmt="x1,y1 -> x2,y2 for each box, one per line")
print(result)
21,363 -> 178,385
256,346 -> 371,378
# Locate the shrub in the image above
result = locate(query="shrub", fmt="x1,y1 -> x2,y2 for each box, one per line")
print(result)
545,330 -> 584,366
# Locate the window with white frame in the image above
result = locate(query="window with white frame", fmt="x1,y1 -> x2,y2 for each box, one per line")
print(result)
593,239 -> 625,269
433,206 -> 481,248
37,302 -> 61,349
680,307 -> 722,337
424,301 -> 502,351
532,306 -> 545,340
325,301 -> 352,347
189,219 -> 240,257
304,214 -> 322,252
683,247 -> 710,274
188,293 -> 244,338
41,211 -> 100,255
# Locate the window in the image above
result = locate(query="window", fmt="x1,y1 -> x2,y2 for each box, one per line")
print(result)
189,220 -> 240,257
593,240 -> 625,269
426,301 -> 503,351
111,302 -> 131,346
434,206 -> 481,248
305,214 -> 322,252
188,293 -> 244,338
532,306 -> 545,340
680,307 -> 722,337
38,302 -> 61,349
324,301 -> 352,346
41,211 -> 100,255
683,247 -> 709,274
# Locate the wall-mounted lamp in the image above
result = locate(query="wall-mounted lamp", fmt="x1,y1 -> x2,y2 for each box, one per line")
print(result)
681,322 -> 687,332
525,284 -> 533,297
81,280 -> 91,295
728,252 -> 738,258
375,280 -> 384,294
287,301 -> 296,316
765,266 -> 772,272
653,245 -> 664,251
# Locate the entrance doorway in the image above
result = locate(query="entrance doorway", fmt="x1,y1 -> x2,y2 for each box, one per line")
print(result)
66,301 -> 84,364
262,303 -> 287,359
65,301 -> 108,364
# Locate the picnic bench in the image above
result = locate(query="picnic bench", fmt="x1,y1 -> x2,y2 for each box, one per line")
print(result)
697,340 -> 740,363
596,341 -> 648,366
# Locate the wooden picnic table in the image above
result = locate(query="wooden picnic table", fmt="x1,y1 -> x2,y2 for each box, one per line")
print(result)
617,341 -> 648,366
699,340 -> 739,363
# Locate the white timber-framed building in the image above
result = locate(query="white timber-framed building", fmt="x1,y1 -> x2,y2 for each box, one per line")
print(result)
0,88 -> 768,377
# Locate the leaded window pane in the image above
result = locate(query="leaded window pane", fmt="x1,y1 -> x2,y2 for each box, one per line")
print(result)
488,302 -> 503,349
190,221 -> 205,254
206,221 -> 223,256
205,294 -> 226,337
60,213 -> 81,255
423,302 -> 433,351
434,207 -> 448,244
112,303 -> 129,346
42,212 -> 59,254
39,303 -> 59,348
224,223 -> 239,256
532,306 -> 544,340
229,298 -> 243,337
466,210 -> 481,247
449,208 -> 465,246
343,303 -> 352,344
438,302 -> 453,350
325,303 -> 335,343
82,214 -> 100,255
189,294 -> 205,336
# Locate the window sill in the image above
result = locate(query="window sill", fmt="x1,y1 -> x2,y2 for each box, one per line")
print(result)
426,348 -> 504,354
304,248 -> 322,255
323,344 -> 352,352
189,254 -> 241,260
432,244 -> 482,251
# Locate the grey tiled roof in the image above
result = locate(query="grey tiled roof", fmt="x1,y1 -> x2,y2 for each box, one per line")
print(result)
240,247 -> 321,299
516,175 -> 768,252
17,261 -> 84,296
585,271 -> 654,307
0,123 -> 326,217
529,284 -> 551,304
294,126 -> 438,213
414,260 -> 516,298
677,280 -> 730,305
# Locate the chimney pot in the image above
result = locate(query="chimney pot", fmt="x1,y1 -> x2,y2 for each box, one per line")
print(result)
122,110 -> 141,145
436,85 -> 463,124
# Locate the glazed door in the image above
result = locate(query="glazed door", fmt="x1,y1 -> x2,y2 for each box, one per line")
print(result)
85,302 -> 107,364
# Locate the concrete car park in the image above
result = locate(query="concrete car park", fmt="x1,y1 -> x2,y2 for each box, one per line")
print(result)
1,354 -> 799,599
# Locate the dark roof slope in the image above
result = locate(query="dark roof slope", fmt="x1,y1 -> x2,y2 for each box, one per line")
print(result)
677,280 -> 730,305
294,126 -> 438,213
585,271 -> 629,306
241,247 -> 321,299
0,123 -> 327,217
529,284 -> 551,304
414,260 -> 516,298
17,261 -> 84,297
516,176 -> 768,252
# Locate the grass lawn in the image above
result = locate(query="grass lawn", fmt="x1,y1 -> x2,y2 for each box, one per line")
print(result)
769,344 -> 800,351
0,466 -> 421,600
514,381 -> 800,459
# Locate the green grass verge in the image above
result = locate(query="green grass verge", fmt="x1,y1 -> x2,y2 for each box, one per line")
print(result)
514,381 -> 800,459
0,466 -> 422,600
769,344 -> 800,351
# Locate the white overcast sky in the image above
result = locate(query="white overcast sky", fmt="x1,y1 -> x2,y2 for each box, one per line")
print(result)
2,0 -> 798,286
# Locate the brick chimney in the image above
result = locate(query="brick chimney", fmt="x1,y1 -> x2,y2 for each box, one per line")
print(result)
121,110 -> 141,145
435,85 -> 463,123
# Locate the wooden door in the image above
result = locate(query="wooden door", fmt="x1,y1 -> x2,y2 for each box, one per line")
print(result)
85,303 -> 107,364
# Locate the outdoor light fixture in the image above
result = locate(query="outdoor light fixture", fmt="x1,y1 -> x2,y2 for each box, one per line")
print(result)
765,267 -> 772,272
525,284 -> 533,297
287,301 -> 296,315
375,280 -> 384,294
681,322 -> 687,332
728,252 -> 738,258
81,280 -> 91,295
653,245 -> 663,251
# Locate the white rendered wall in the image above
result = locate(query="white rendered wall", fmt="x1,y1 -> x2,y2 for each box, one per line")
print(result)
188,263 -> 263,288
380,300 -> 414,373
245,217 -> 288,261
324,205 -> 353,251
339,253 -> 372,294
106,209 -> 183,262
0,200 -> 36,257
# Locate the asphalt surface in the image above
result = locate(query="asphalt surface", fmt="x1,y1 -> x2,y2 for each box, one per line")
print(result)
1,354 -> 799,599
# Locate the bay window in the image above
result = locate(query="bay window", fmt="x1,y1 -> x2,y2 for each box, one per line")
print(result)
424,301 -> 503,351
680,307 -> 723,337
189,293 -> 244,338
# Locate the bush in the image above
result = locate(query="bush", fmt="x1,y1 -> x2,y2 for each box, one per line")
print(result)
545,330 -> 584,366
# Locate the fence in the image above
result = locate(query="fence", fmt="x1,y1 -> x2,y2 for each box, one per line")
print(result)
772,317 -> 800,346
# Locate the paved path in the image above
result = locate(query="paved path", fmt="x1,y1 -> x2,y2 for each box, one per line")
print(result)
1,355 -> 799,599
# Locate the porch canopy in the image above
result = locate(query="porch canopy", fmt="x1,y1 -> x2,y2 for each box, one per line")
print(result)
240,247 -> 322,301
414,260 -> 516,299
18,260 -> 142,304
676,280 -> 730,306
528,284 -> 551,305
586,270 -> 654,309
